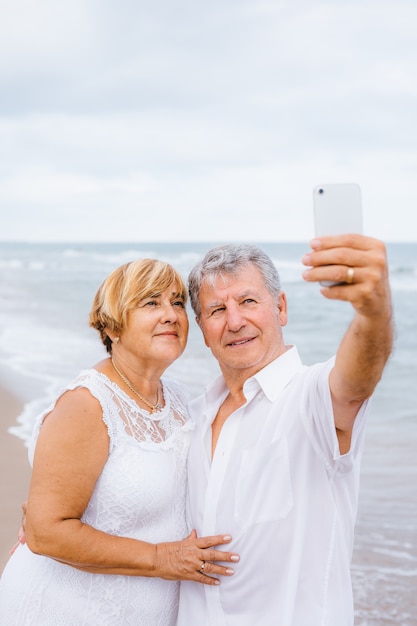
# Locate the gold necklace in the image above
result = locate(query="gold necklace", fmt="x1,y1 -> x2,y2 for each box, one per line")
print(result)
111,359 -> 161,414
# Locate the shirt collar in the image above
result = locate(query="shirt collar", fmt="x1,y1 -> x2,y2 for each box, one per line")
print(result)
204,345 -> 304,405
250,345 -> 304,402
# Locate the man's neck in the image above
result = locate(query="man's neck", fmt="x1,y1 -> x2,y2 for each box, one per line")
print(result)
211,391 -> 246,458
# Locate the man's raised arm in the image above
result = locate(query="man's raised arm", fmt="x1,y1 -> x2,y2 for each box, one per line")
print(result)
302,234 -> 394,449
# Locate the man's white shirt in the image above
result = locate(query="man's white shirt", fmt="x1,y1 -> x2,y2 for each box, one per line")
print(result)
177,346 -> 369,626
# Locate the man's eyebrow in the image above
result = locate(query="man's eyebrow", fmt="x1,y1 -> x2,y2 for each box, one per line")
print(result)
234,289 -> 258,300
205,290 -> 257,309
205,300 -> 224,310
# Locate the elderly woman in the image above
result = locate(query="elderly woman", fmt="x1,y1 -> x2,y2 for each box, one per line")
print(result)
0,259 -> 238,625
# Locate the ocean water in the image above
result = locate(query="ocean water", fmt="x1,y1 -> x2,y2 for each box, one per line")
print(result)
0,240 -> 416,625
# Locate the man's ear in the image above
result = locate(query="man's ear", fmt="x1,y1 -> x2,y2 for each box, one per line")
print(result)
278,292 -> 288,327
196,316 -> 210,348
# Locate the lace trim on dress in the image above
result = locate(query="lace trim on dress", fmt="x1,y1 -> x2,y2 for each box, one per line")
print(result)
29,369 -> 194,463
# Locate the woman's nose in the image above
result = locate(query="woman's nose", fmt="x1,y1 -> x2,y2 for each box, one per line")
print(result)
161,302 -> 178,323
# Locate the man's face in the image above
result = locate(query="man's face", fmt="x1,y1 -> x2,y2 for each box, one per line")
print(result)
197,264 -> 288,381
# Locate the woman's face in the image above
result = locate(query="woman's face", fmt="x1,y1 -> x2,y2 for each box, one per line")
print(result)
120,282 -> 189,369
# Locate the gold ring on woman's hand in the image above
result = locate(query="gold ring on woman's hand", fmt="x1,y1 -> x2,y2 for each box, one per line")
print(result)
346,267 -> 355,284
199,561 -> 206,573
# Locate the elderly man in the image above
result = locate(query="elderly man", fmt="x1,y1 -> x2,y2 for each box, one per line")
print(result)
177,236 -> 393,626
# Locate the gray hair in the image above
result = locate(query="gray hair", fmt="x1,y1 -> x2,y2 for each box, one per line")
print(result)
188,243 -> 281,319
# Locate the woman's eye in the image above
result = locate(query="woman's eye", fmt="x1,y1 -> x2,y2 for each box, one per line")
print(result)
173,300 -> 185,308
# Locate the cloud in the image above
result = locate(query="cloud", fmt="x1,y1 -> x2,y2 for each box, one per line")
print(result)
1,0 -> 416,241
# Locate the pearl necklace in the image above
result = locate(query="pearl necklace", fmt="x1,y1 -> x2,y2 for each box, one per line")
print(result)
111,359 -> 161,414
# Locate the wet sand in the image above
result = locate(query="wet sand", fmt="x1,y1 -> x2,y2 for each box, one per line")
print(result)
0,385 -> 31,574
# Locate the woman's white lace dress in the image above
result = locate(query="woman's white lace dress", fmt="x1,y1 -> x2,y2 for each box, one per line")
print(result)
0,369 -> 193,626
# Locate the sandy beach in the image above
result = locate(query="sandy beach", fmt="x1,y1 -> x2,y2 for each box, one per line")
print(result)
0,385 -> 31,574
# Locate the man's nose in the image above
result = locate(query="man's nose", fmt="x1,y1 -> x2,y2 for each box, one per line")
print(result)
225,305 -> 244,331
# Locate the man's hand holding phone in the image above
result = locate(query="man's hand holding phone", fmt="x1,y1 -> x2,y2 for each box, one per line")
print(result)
312,183 -> 363,287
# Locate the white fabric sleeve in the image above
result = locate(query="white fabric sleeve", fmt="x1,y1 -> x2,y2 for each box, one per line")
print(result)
300,357 -> 371,473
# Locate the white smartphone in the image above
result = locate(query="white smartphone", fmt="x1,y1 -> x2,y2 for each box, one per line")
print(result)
313,183 -> 362,237
313,183 -> 363,286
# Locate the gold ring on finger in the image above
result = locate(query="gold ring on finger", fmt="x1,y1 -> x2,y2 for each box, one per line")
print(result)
346,267 -> 355,284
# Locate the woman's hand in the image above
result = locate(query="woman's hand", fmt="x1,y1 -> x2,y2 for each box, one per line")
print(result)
9,501 -> 27,555
155,530 -> 240,585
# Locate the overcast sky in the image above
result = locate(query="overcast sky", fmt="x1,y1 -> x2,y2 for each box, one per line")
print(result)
1,0 -> 416,242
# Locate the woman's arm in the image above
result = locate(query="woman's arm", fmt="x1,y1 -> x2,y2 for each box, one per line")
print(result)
25,388 -> 238,585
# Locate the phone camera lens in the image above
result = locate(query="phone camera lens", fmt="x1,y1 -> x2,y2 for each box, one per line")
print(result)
318,188 -> 324,194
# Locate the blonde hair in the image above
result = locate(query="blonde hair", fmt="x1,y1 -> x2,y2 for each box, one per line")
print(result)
89,258 -> 187,353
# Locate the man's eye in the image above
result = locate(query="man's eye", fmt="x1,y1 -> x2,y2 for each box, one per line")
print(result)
243,298 -> 256,304
211,307 -> 225,316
